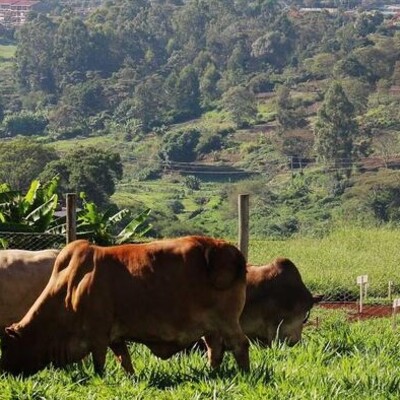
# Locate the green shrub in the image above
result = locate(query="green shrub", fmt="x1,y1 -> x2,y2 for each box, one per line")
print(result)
159,128 -> 201,162
1,111 -> 48,136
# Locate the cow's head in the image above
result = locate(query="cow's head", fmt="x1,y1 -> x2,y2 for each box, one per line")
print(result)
243,259 -> 323,347
0,324 -> 46,376
1,312 -> 91,377
270,292 -> 323,347
0,280 -> 91,376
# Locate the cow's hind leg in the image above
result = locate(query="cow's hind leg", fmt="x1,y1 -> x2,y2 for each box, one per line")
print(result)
110,341 -> 134,375
204,334 -> 225,369
220,324 -> 250,372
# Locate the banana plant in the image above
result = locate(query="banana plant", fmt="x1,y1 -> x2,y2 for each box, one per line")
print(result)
0,177 -> 59,232
76,195 -> 152,245
48,193 -> 152,245
0,177 -> 152,245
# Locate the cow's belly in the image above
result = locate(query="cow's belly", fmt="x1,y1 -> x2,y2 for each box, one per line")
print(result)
110,308 -> 215,349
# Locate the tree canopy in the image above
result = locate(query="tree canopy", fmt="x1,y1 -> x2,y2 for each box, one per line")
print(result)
39,146 -> 123,207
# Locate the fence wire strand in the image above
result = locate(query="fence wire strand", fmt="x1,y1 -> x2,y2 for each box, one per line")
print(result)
0,232 -> 66,250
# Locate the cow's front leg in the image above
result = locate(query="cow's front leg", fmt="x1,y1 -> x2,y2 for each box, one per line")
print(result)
220,323 -> 250,372
204,334 -> 225,369
91,344 -> 108,375
109,341 -> 134,374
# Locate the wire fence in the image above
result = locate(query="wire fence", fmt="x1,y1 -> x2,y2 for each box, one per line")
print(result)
316,277 -> 399,323
0,231 -> 397,324
0,232 -> 66,251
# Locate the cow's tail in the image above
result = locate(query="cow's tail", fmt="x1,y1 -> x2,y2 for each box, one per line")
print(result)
205,243 -> 247,290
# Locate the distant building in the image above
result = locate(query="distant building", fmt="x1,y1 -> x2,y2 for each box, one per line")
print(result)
60,0 -> 103,17
0,0 -> 104,26
0,0 -> 47,26
298,7 -> 339,14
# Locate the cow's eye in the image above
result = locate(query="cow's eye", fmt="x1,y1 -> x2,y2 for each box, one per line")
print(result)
303,310 -> 310,324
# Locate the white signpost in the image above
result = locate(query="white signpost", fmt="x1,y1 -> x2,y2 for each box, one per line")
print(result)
392,298 -> 400,329
356,275 -> 368,313
389,281 -> 394,301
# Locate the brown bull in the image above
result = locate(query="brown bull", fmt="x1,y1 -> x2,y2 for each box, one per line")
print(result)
0,249 -> 59,330
242,257 -> 322,346
189,257 -> 322,353
0,236 -> 249,376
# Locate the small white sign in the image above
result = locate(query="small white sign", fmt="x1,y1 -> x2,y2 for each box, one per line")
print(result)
357,275 -> 368,285
393,298 -> 400,309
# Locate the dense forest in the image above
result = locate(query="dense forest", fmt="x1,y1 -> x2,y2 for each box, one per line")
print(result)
0,0 -> 400,240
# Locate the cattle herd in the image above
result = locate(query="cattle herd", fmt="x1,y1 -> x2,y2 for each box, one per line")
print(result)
0,236 -> 321,377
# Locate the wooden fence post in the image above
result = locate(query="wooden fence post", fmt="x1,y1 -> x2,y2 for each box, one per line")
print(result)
238,194 -> 249,261
66,193 -> 77,244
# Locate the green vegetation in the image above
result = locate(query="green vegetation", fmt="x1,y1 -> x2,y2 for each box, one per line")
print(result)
1,311 -> 400,399
0,176 -> 151,248
249,227 -> 400,300
1,3 -> 400,397
0,0 -> 399,239
0,45 -> 15,63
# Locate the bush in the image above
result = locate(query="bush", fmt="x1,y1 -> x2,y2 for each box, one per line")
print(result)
159,128 -> 201,162
183,175 -> 201,190
196,133 -> 222,155
1,111 -> 48,137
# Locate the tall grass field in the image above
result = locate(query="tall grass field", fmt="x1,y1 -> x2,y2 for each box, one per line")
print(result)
1,227 -> 400,399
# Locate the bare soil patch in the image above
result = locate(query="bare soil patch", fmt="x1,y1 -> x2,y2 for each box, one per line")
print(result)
318,301 -> 392,321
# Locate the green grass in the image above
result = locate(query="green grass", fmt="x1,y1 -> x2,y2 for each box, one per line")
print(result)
113,179 -> 224,233
0,45 -> 15,58
1,311 -> 400,399
51,134 -> 123,154
248,226 -> 400,300
0,45 -> 16,70
2,228 -> 400,397
0,45 -> 15,60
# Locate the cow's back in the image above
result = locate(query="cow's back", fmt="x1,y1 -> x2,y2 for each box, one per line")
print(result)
0,249 -> 59,329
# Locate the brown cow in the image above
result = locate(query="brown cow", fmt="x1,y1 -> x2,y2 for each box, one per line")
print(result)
188,257 -> 322,353
0,249 -> 59,330
242,257 -> 321,346
0,236 -> 249,376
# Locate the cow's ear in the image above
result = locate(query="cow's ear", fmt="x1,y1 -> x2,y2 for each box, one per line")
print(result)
312,294 -> 324,304
4,326 -> 21,339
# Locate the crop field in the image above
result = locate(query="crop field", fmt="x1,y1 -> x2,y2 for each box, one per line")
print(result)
1,227 -> 400,398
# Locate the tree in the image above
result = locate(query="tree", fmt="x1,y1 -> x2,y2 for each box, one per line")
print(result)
53,16 -> 92,89
221,86 -> 257,128
165,66 -> 201,122
313,81 -> 358,176
15,14 -> 56,92
275,85 -> 307,131
131,74 -> 166,131
0,138 -> 58,191
199,63 -> 220,108
39,146 -> 123,208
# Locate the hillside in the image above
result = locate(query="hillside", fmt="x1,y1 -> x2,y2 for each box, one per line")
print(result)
0,0 -> 399,238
